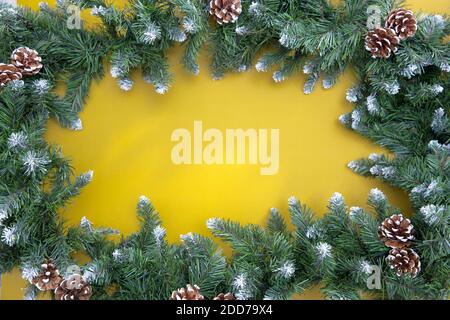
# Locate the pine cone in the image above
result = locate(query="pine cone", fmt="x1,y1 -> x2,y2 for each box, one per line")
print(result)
378,214 -> 415,248
385,8 -> 417,40
365,27 -> 399,59
386,248 -> 421,277
31,261 -> 63,291
209,0 -> 242,25
0,63 -> 22,87
54,274 -> 93,300
213,293 -> 236,300
170,284 -> 205,300
11,47 -> 43,76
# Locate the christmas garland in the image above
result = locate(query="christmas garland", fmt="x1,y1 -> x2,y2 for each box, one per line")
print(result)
0,0 -> 448,300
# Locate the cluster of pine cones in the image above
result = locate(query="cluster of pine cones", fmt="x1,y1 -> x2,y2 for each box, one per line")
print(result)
0,47 -> 43,87
170,284 -> 236,300
30,261 -> 92,300
378,214 -> 421,277
365,8 -> 417,59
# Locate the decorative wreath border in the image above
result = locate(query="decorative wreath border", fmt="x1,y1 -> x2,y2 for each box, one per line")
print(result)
0,0 -> 448,300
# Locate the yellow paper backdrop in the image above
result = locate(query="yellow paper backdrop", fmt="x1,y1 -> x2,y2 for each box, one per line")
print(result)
1,0 -> 448,300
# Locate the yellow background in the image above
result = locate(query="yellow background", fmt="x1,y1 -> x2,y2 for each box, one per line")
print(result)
1,0 -> 448,300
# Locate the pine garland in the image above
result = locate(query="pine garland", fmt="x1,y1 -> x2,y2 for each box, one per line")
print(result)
0,0 -> 448,300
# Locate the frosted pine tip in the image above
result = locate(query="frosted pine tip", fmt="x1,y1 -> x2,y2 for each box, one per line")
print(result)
368,153 -> 382,162
303,61 -> 314,75
347,160 -> 358,170
322,77 -> 334,89
428,140 -> 442,150
155,84 -> 169,95
275,261 -> 296,279
339,113 -> 350,125
431,84 -> 443,94
383,81 -> 400,95
1,225 -> 17,246
381,166 -> 395,179
110,65 -> 124,79
83,264 -> 98,282
248,2 -> 261,16
138,195 -> 150,205
236,65 -> 248,72
255,60 -> 267,72
153,225 -> 166,241
39,2 -> 49,10
33,79 -> 51,95
425,180 -> 438,195
351,110 -> 361,130
272,71 -> 285,83
279,34 -> 288,47
432,15 -> 445,27
9,79 -> 25,90
22,151 -> 50,176
7,131 -> 27,150
235,25 -> 248,35
359,260 -> 372,274
118,78 -> 133,91
330,192 -> 344,207
71,118 -> 83,131
91,5 -> 106,16
212,73 -> 223,81
180,232 -> 194,242
192,65 -> 200,76
420,204 -> 441,226
232,274 -> 247,290
112,249 -> 122,261
366,94 -> 379,115
369,165 -> 381,175
84,170 -> 94,182
0,207 -> 9,223
182,17 -> 196,34
141,22 -> 161,44
288,196 -> 298,206
346,87 -> 358,103
440,62 -> 450,72
432,108 -> 446,133
80,216 -> 93,230
349,206 -> 363,220
21,266 -> 40,282
169,28 -> 187,42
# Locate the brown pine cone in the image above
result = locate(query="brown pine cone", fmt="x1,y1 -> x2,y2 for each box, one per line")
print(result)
378,214 -> 415,248
11,47 -> 43,76
386,248 -> 421,277
0,63 -> 22,87
365,27 -> 399,59
54,274 -> 93,300
209,0 -> 242,25
31,261 -> 63,291
170,284 -> 205,300
385,8 -> 417,40
213,293 -> 236,300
